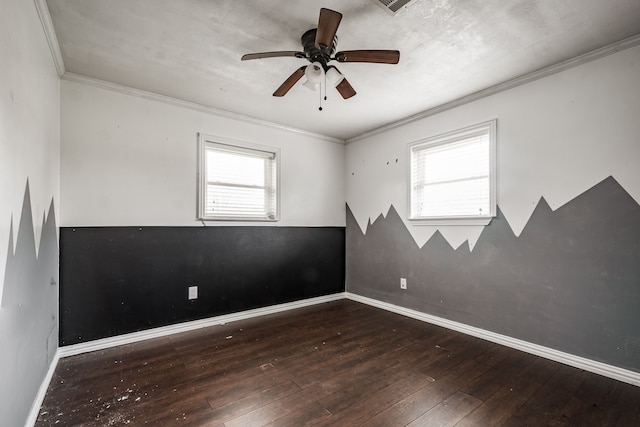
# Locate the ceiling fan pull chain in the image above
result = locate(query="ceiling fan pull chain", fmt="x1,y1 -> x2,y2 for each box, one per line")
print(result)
319,78 -> 323,111
323,72 -> 328,101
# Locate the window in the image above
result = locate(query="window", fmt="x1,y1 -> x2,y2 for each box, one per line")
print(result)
409,119 -> 496,225
198,134 -> 279,221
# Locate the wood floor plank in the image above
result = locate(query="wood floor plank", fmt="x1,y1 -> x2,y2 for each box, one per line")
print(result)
419,334 -> 495,380
288,327 -> 418,390
314,330 -> 453,410
473,343 -> 513,367
265,401 -> 332,427
201,363 -> 294,410
456,357 -> 560,427
460,350 -> 538,401
406,391 -> 482,427
601,381 -> 640,426
201,380 -> 301,425
557,373 -> 629,427
36,300 -> 640,426
313,371 -> 438,426
363,357 -> 492,427
476,362 -> 579,427
223,383 -> 332,427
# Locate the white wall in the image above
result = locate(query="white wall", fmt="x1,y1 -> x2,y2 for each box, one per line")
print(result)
346,44 -> 640,250
0,0 -> 60,425
0,2 -> 60,288
60,79 -> 345,227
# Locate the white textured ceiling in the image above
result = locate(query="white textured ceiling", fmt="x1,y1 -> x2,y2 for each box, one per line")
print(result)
46,0 -> 640,140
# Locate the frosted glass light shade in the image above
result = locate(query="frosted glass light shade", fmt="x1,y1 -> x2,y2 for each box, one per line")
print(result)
326,67 -> 344,87
303,80 -> 320,91
304,62 -> 325,84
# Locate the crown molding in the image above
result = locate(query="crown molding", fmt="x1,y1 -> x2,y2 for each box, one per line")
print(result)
347,32 -> 640,144
61,73 -> 345,145
33,0 -> 65,77
36,0 -> 639,146
33,0 -> 339,143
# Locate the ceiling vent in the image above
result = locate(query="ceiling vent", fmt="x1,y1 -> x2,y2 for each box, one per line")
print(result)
373,0 -> 417,15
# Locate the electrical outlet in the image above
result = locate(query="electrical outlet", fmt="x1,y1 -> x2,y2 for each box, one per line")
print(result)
188,285 -> 198,300
400,278 -> 407,290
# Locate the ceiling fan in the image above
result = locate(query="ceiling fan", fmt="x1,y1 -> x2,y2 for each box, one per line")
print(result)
241,8 -> 400,101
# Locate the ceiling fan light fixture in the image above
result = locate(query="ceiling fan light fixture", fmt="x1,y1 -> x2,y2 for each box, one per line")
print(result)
242,8 -> 400,102
326,67 -> 345,87
302,80 -> 321,91
304,62 -> 325,84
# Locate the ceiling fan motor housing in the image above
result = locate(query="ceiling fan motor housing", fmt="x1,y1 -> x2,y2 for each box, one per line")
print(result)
301,29 -> 337,69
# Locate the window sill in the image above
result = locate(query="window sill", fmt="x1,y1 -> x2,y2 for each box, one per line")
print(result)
198,216 -> 280,222
408,216 -> 493,226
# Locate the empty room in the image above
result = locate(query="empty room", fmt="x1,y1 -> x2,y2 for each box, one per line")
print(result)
2,0 -> 640,425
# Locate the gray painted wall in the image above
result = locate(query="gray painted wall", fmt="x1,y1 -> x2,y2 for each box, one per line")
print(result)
0,184 -> 58,426
347,176 -> 640,372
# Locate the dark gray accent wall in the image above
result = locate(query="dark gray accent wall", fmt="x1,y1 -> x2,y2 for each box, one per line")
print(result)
60,226 -> 345,345
0,183 -> 58,427
346,176 -> 640,372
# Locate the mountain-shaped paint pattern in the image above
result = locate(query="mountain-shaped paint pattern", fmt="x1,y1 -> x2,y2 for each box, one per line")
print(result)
0,182 -> 58,427
347,176 -> 640,372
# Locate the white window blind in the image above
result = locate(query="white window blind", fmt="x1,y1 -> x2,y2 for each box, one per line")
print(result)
409,120 -> 496,223
198,135 -> 279,221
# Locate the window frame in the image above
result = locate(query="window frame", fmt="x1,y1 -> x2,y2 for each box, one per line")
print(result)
197,133 -> 280,222
407,119 -> 497,226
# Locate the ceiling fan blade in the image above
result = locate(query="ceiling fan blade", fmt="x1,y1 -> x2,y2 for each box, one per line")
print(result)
273,66 -> 306,97
334,50 -> 400,64
315,8 -> 342,50
242,51 -> 305,61
336,77 -> 356,99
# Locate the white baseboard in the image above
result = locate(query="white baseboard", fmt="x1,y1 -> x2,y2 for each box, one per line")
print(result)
34,289 -> 639,427
27,293 -> 344,426
25,348 -> 61,427
346,292 -> 640,387
59,293 -> 346,358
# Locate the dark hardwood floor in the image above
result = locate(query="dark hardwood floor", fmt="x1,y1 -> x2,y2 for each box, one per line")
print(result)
37,300 -> 640,426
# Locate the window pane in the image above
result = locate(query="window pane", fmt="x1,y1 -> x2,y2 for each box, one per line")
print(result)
418,136 -> 489,184
414,177 -> 490,217
199,137 -> 279,221
206,185 -> 267,217
207,150 -> 265,186
409,120 -> 495,220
